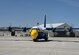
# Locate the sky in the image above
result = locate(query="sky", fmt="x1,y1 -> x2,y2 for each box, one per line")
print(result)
0,0 -> 79,27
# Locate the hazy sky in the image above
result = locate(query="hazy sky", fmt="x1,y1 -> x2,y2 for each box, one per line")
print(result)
0,0 -> 79,27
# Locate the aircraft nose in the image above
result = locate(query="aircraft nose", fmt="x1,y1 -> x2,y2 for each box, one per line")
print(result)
31,30 -> 38,39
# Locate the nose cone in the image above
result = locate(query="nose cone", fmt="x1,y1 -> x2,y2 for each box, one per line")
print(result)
31,30 -> 38,39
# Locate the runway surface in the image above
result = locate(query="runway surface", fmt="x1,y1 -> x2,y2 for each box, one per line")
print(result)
0,36 -> 79,55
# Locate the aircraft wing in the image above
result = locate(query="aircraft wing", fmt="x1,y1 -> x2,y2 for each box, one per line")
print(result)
71,28 -> 79,30
46,28 -> 67,30
23,27 -> 31,32
46,28 -> 79,31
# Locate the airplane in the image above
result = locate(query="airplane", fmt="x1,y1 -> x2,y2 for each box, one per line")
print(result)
23,15 -> 49,42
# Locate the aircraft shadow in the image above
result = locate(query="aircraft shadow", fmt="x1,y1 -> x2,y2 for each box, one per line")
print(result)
34,40 -> 53,42
13,39 -> 79,43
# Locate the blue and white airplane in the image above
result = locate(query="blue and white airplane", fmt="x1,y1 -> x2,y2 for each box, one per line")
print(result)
23,15 -> 50,41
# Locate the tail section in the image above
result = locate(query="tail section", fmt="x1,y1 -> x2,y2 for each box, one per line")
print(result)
44,15 -> 46,28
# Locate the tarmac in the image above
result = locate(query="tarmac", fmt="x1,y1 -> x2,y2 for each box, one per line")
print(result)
0,36 -> 79,55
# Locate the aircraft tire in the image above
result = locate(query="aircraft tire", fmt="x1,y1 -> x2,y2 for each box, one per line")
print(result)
45,38 -> 48,41
33,39 -> 37,42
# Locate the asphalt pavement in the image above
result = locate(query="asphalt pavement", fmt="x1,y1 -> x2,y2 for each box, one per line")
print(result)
0,36 -> 79,55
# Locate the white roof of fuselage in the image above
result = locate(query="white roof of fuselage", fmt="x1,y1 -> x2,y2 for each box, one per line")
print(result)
32,23 -> 65,29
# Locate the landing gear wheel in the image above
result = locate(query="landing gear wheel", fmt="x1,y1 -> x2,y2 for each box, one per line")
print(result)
33,39 -> 37,42
45,38 -> 48,41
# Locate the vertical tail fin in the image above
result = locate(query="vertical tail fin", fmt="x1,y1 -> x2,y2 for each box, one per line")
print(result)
44,14 -> 46,28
